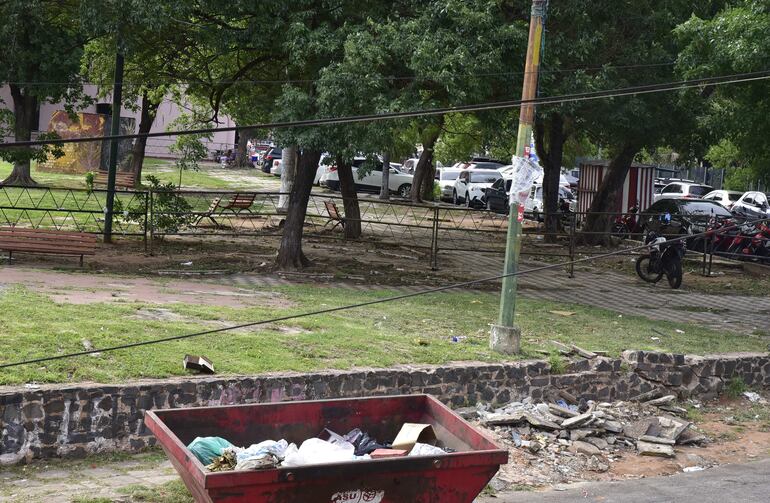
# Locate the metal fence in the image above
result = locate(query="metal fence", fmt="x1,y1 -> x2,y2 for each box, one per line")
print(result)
3,185 -> 765,272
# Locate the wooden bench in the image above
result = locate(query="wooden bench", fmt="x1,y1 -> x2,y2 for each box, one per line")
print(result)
194,193 -> 258,227
324,200 -> 345,230
93,170 -> 138,190
0,227 -> 98,266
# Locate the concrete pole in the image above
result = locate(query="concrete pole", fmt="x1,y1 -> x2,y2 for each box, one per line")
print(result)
103,50 -> 124,243
491,0 -> 548,354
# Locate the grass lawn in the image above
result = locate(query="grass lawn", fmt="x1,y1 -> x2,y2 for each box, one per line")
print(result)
0,158 -> 270,190
0,282 -> 763,386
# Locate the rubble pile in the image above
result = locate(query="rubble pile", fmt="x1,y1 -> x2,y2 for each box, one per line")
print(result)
465,395 -> 708,486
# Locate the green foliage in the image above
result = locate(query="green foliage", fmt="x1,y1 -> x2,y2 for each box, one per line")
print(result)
547,352 -> 567,374
726,377 -> 747,399
113,175 -> 194,233
168,115 -> 212,174
85,171 -> 95,192
432,181 -> 442,202
677,0 -> 770,186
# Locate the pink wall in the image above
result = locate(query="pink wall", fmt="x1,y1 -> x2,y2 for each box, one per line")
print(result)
1,85 -> 236,158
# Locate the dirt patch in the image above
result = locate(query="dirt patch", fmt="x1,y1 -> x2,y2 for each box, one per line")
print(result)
0,267 -> 293,308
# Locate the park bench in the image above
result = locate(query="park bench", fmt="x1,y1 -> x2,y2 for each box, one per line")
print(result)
194,193 -> 258,227
324,200 -> 345,230
93,170 -> 138,190
0,227 -> 97,266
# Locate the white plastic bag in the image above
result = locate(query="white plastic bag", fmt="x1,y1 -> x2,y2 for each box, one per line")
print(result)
281,438 -> 356,467
507,156 -> 543,207
408,443 -> 446,456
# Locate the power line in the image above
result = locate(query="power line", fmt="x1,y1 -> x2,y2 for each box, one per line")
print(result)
1,215 -> 767,370
2,69 -> 769,150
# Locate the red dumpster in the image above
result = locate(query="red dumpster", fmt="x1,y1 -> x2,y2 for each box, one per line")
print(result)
145,394 -> 507,503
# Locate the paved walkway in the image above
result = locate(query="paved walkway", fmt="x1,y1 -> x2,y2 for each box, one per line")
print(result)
228,252 -> 770,335
478,458 -> 770,503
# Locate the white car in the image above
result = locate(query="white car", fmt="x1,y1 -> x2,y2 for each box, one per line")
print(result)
731,191 -> 770,220
654,182 -> 713,201
435,168 -> 461,201
524,184 -> 576,220
701,190 -> 743,210
321,158 -> 413,197
452,169 -> 502,207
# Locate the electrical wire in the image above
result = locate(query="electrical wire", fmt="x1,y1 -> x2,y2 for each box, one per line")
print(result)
1,214 -> 767,370
2,69 -> 770,150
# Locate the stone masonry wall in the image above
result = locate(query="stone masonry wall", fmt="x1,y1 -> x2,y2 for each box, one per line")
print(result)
1,351 -> 769,464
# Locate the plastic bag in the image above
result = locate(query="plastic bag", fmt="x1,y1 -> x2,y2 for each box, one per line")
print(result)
408,443 -> 446,456
236,439 -> 289,464
188,436 -> 235,465
507,156 -> 543,206
282,438 -> 358,467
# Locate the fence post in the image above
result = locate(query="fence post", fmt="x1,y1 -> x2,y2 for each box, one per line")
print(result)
707,232 -> 714,276
568,212 -> 575,278
701,235 -> 708,276
143,190 -> 149,254
431,206 -> 439,270
148,189 -> 155,255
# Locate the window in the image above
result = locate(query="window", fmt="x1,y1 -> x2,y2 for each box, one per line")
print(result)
728,193 -> 741,202
459,172 -> 468,183
505,180 -> 512,192
491,179 -> 504,190
744,196 -> 755,205
688,185 -> 713,197
661,184 -> 681,194
441,171 -> 460,181
469,171 -> 502,183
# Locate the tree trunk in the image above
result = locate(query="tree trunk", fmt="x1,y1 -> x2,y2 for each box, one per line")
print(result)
276,149 -> 322,270
1,84 -> 39,186
234,127 -> 256,167
410,125 -> 442,203
420,151 -> 436,201
379,152 -> 390,200
581,143 -> 641,245
534,114 -> 566,241
336,157 -> 362,239
128,91 -> 160,186
278,144 -> 297,212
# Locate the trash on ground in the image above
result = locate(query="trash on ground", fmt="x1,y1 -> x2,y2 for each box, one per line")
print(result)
469,395 -> 711,486
743,391 -> 764,403
183,354 -> 215,374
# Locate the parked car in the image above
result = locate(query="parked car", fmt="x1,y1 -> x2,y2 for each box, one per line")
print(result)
731,191 -> 770,220
483,177 -> 512,213
522,184 -> 576,220
701,190 -> 743,210
435,168 -> 462,201
260,147 -> 282,173
321,158 -> 413,197
270,158 -> 283,176
452,169 -> 502,207
641,198 -> 733,247
654,182 -> 713,201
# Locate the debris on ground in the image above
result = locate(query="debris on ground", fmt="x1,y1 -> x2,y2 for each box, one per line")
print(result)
472,395 -> 710,487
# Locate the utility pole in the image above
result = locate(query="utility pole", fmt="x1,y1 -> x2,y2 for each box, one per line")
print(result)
490,0 -> 548,354
103,49 -> 124,243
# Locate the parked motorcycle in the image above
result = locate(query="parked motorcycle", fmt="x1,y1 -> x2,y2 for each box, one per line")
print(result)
611,205 -> 640,240
635,232 -> 686,289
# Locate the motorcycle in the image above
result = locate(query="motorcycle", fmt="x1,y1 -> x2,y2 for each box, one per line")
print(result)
611,205 -> 640,240
635,231 -> 686,289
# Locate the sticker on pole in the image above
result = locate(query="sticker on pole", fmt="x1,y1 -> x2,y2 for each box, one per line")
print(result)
508,156 -> 543,210
331,489 -> 385,503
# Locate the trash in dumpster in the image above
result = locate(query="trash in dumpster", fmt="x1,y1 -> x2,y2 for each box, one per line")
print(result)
370,448 -> 408,459
187,436 -> 234,465
408,443 -> 446,456
235,439 -> 290,470
207,449 -> 237,472
145,395 -> 508,502
283,437 -> 370,467
391,423 -> 437,451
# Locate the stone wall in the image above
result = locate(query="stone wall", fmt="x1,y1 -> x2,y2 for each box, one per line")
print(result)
2,351 -> 769,464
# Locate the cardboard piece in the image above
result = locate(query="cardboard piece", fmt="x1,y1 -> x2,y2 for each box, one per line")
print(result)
184,355 -> 215,374
391,423 -> 437,452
